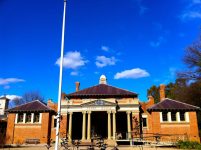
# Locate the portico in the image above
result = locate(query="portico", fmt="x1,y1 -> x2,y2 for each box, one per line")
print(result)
61,75 -> 140,143
63,100 -> 139,142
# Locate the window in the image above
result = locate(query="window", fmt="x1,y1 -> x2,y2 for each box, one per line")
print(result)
142,118 -> 147,127
26,113 -> 32,123
180,112 -> 185,121
34,113 -> 40,123
171,112 -> 177,121
18,113 -> 24,123
162,112 -> 168,121
54,118 -> 57,128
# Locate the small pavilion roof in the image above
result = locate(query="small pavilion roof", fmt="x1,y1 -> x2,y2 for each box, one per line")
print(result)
66,84 -> 138,99
6,100 -> 55,113
147,98 -> 200,112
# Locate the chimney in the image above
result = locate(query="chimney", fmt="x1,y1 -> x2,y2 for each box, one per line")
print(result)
75,82 -> 80,92
47,99 -> 53,106
159,84 -> 165,101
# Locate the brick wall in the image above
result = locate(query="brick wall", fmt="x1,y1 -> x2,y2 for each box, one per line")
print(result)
143,111 -> 200,142
6,112 -> 53,144
5,114 -> 15,144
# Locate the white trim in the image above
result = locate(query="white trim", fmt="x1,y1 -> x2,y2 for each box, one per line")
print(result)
167,112 -> 171,122
118,107 -> 139,111
31,113 -> 34,123
160,112 -> 163,122
23,113 -> 26,123
176,112 -> 180,122
66,106 -> 117,112
142,114 -> 147,118
15,114 -> 18,124
185,112 -> 189,122
39,113 -> 42,123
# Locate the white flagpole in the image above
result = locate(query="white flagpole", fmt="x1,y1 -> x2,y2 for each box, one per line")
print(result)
55,0 -> 67,150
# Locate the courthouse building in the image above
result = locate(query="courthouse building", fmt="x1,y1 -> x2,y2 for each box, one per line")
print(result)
5,75 -> 200,145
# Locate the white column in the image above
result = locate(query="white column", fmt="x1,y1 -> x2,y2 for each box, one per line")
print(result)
87,111 -> 91,140
107,111 -> 111,140
112,111 -> 116,140
15,114 -> 18,124
160,112 -> 163,122
82,111 -> 86,140
31,113 -> 34,123
23,113 -> 26,123
176,112 -> 180,122
168,112 -> 171,122
127,111 -> 131,139
185,112 -> 189,122
68,112 -> 73,141
39,113 -> 42,123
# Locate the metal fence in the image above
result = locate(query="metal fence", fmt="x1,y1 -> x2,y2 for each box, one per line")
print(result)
116,132 -> 188,146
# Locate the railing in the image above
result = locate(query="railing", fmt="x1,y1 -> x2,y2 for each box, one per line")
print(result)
116,132 -> 188,146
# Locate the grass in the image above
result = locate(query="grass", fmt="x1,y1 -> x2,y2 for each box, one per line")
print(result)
176,140 -> 201,149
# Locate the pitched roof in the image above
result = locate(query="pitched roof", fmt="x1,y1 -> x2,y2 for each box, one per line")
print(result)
147,98 -> 200,112
6,100 -> 55,113
0,96 -> 10,101
66,84 -> 138,99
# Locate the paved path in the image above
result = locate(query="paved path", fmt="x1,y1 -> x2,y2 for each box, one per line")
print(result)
0,145 -> 180,150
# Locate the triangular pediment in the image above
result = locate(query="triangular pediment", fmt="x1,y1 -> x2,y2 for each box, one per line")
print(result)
81,99 -> 116,106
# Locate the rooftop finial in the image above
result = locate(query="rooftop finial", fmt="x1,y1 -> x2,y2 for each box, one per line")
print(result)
99,75 -> 107,84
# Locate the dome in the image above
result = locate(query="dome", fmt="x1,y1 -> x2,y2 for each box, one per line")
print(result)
99,75 -> 107,84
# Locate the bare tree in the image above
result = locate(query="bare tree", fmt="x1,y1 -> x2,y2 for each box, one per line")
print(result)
22,91 -> 44,103
12,97 -> 24,106
11,91 -> 44,107
178,37 -> 201,81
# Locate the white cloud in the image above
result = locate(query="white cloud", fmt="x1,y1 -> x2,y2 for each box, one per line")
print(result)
0,78 -> 25,85
180,11 -> 201,20
192,0 -> 201,4
150,36 -> 165,48
179,1 -> 201,20
114,68 -> 150,79
0,95 -> 22,101
94,72 -> 99,74
55,51 -> 88,69
101,46 -> 109,52
132,0 -> 148,15
95,56 -> 117,68
4,85 -> 10,89
139,6 -> 148,15
70,71 -> 79,76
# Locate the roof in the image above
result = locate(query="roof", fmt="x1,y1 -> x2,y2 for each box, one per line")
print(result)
0,96 -> 10,101
66,84 -> 138,99
6,100 -> 55,113
147,98 -> 200,112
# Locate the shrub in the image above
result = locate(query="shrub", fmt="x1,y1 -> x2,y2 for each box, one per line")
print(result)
176,140 -> 201,149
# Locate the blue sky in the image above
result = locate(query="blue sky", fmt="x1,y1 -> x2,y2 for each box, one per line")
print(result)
0,0 -> 201,102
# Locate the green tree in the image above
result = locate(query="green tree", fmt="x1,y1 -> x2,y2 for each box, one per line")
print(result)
147,85 -> 159,103
147,79 -> 187,104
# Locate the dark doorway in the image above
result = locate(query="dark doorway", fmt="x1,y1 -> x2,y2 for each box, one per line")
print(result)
91,111 -> 107,139
72,112 -> 82,140
116,112 -> 127,139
